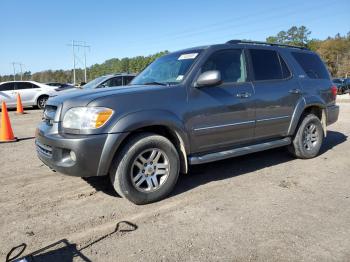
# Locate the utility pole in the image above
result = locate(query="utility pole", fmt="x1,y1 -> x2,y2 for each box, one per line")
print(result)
67,40 -> 90,85
12,63 -> 16,81
84,41 -> 87,83
11,62 -> 25,81
19,63 -> 24,80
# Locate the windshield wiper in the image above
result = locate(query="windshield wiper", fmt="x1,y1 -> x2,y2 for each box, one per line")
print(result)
143,81 -> 168,86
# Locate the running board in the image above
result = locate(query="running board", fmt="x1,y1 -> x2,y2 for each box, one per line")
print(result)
189,137 -> 291,165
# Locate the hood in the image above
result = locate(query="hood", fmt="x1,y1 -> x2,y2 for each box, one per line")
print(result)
47,85 -> 165,107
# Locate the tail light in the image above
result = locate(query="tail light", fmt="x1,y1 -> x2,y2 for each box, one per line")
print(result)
331,85 -> 337,100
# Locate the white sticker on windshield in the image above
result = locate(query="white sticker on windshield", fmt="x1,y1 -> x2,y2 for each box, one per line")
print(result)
178,53 -> 198,60
176,75 -> 184,81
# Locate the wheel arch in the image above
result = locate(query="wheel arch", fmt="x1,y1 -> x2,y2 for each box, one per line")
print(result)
35,93 -> 50,107
99,110 -> 190,176
288,96 -> 327,137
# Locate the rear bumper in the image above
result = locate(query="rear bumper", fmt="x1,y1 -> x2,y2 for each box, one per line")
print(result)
35,128 -> 128,177
326,104 -> 339,126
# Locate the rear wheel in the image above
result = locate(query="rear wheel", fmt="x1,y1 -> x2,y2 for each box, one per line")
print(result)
288,114 -> 324,159
110,133 -> 180,205
37,95 -> 49,109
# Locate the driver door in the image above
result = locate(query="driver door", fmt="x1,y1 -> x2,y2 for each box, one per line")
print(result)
188,49 -> 255,153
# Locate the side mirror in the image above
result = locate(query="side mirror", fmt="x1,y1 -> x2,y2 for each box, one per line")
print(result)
195,70 -> 221,87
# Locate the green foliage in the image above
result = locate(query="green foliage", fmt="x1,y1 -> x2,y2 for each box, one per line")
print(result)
267,26 -> 350,77
0,51 -> 169,83
266,26 -> 311,47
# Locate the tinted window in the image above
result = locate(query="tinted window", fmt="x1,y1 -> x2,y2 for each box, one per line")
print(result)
123,76 -> 134,85
280,55 -> 292,79
292,52 -> 329,79
250,49 -> 288,81
15,82 -> 33,90
202,49 -> 247,83
0,82 -> 14,91
103,77 -> 123,88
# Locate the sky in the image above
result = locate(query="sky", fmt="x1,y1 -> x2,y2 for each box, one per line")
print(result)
0,0 -> 349,75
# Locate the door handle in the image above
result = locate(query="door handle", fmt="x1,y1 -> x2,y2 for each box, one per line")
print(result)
289,88 -> 301,94
236,92 -> 252,98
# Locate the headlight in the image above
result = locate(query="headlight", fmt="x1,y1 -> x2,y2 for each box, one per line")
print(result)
63,107 -> 114,129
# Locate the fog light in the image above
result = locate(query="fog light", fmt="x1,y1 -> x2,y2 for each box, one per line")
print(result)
70,151 -> 76,162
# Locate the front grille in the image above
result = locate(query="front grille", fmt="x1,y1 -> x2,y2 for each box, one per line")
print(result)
36,140 -> 53,158
42,105 -> 57,125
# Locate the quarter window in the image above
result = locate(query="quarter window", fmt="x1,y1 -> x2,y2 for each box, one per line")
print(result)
292,52 -> 329,79
202,49 -> 247,83
250,49 -> 290,81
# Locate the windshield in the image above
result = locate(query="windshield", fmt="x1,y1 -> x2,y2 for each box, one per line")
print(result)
82,76 -> 110,89
131,51 -> 201,85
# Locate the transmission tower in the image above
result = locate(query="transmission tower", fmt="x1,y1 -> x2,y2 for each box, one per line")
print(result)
11,62 -> 25,81
67,40 -> 90,85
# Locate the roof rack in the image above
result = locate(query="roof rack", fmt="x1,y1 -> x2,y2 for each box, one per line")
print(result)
226,40 -> 309,50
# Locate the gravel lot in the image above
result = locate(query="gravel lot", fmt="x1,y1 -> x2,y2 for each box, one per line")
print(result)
1,103 -> 349,262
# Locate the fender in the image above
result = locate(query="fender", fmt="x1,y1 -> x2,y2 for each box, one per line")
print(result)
287,95 -> 326,136
97,110 -> 190,176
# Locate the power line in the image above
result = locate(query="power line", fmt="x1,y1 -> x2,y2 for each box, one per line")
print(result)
126,3 -> 346,52
124,0 -> 339,50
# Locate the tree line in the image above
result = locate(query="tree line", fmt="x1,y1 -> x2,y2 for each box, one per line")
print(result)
1,26 -> 349,83
0,51 -> 169,84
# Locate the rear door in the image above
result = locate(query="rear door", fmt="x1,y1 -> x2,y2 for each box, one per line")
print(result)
188,48 -> 255,153
14,82 -> 38,105
0,82 -> 16,106
248,48 -> 300,140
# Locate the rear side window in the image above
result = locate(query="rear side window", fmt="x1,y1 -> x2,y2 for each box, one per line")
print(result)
15,82 -> 33,90
249,49 -> 291,81
292,52 -> 329,79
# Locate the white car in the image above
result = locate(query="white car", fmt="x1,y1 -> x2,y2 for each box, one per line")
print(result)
0,81 -> 58,109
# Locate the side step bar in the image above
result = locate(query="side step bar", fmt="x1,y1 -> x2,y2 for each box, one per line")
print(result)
189,137 -> 291,165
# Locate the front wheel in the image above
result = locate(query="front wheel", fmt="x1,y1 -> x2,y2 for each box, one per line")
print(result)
288,114 -> 324,159
37,95 -> 49,109
110,133 -> 180,205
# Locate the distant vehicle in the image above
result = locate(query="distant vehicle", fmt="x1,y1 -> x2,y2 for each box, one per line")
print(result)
81,73 -> 136,89
46,82 -> 75,91
332,78 -> 348,95
53,73 -> 137,96
344,78 -> 350,93
0,81 -> 58,109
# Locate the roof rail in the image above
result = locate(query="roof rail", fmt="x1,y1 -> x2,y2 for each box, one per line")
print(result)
226,40 -> 309,50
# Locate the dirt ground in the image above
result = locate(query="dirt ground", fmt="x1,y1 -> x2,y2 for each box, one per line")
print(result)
0,103 -> 349,262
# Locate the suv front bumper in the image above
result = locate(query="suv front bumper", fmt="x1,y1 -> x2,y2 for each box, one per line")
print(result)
35,128 -> 127,177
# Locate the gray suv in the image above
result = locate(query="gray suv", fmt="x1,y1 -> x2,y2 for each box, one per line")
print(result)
35,40 -> 339,204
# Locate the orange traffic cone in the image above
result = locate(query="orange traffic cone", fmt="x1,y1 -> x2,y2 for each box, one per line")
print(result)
16,93 -> 25,114
0,101 -> 17,143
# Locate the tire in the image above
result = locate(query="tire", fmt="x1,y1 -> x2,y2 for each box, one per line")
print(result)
109,133 -> 180,205
37,95 -> 49,109
288,114 -> 324,159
